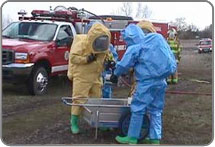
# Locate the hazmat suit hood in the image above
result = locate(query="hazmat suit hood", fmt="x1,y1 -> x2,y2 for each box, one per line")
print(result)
121,24 -> 145,46
137,20 -> 156,33
167,28 -> 177,40
86,23 -> 111,54
68,24 -> 110,85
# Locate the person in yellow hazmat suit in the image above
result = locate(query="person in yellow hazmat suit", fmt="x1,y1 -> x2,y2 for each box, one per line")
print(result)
167,28 -> 182,84
67,23 -> 111,134
128,20 -> 157,97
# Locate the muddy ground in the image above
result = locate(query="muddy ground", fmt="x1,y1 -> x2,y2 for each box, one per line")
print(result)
2,40 -> 213,145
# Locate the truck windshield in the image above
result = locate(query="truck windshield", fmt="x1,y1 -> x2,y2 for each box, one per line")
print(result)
200,41 -> 211,45
2,22 -> 57,41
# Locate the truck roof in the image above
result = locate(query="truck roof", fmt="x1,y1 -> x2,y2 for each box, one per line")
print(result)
17,20 -> 73,25
200,38 -> 212,41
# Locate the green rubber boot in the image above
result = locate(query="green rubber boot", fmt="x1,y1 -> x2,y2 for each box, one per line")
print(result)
141,137 -> 151,144
70,115 -> 79,134
141,138 -> 160,145
150,139 -> 160,145
115,136 -> 138,144
172,78 -> 178,84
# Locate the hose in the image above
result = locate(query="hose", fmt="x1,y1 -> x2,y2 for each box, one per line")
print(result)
80,8 -> 105,24
119,77 -> 211,96
165,91 -> 211,96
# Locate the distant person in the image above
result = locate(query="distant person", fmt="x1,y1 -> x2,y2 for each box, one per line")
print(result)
167,28 -> 182,84
102,44 -> 118,98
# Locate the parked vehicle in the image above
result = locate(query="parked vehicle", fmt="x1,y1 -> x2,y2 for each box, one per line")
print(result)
197,38 -> 212,53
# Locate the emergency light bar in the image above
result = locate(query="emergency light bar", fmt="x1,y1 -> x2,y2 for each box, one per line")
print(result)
31,10 -> 50,17
31,10 -> 78,19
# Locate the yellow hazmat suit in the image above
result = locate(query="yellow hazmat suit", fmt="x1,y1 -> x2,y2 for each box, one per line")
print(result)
137,20 -> 156,33
67,23 -> 111,116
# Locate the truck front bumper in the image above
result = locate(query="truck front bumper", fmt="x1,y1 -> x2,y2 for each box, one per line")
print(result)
2,63 -> 34,83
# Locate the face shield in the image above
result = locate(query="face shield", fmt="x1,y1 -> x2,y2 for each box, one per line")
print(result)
168,31 -> 176,39
92,35 -> 109,52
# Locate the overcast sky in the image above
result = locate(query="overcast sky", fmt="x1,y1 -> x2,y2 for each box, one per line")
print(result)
1,2 -> 213,30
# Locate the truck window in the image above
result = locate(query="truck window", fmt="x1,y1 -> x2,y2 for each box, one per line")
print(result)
200,41 -> 211,45
2,22 -> 57,41
56,25 -> 73,40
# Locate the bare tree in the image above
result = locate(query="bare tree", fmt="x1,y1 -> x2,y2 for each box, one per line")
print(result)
142,5 -> 152,18
171,17 -> 188,32
200,24 -> 212,38
110,8 -> 121,15
188,23 -> 198,32
135,3 -> 152,19
119,2 -> 133,16
135,2 -> 143,18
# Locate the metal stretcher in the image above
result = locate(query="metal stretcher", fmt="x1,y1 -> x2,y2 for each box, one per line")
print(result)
62,97 -> 149,139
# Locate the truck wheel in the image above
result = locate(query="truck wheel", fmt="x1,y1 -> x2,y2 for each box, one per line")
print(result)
27,66 -> 48,95
119,110 -> 150,140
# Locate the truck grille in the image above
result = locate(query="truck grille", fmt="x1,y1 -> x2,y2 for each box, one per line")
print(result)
2,49 -> 14,65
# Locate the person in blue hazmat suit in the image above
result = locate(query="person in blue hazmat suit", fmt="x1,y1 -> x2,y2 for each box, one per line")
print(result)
110,24 -> 177,144
102,44 -> 118,98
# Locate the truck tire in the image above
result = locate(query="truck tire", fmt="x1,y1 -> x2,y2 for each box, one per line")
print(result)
119,110 -> 150,140
27,66 -> 48,95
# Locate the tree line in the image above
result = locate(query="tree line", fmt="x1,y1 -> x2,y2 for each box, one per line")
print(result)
170,17 -> 212,39
112,2 -> 212,40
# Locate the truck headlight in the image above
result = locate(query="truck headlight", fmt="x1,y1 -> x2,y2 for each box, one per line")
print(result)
15,52 -> 28,60
15,52 -> 29,63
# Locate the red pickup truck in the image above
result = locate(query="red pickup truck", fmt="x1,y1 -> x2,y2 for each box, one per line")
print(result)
2,20 -> 76,95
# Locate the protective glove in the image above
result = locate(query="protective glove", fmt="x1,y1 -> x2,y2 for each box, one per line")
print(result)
87,53 -> 96,63
105,60 -> 116,70
108,60 -> 116,69
110,74 -> 118,84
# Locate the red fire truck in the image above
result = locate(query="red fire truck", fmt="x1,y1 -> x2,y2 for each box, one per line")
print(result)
2,6 -> 175,95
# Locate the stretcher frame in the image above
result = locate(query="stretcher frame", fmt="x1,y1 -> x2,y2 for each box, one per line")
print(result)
62,97 -> 130,139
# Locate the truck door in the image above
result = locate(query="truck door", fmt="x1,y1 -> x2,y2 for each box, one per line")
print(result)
52,25 -> 74,73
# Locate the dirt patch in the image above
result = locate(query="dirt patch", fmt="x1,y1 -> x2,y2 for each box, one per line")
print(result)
2,41 -> 213,145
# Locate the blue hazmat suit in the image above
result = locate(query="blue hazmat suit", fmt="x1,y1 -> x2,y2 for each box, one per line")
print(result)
114,24 -> 177,139
102,44 -> 118,98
